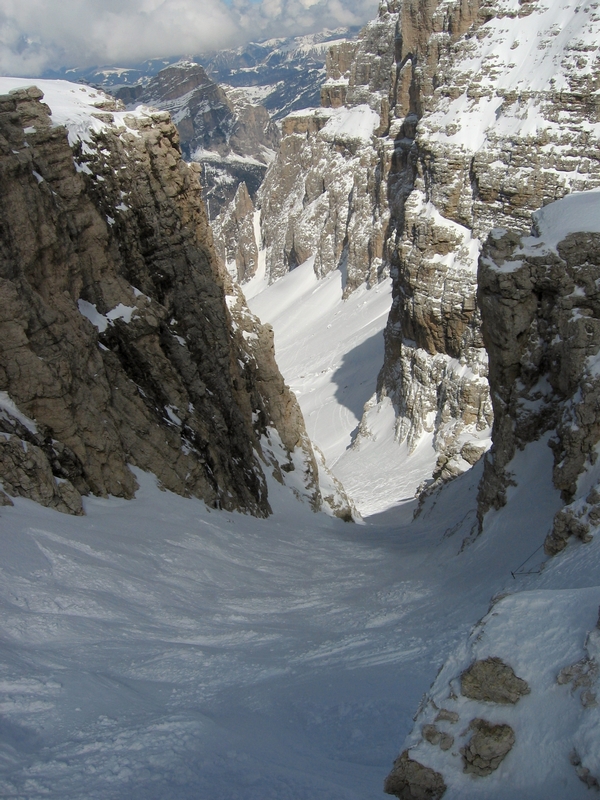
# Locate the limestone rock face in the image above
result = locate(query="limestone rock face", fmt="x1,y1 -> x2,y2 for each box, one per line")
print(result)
0,411 -> 83,515
259,1 -> 401,293
212,182 -> 259,283
378,0 -> 600,477
0,83 -> 322,516
477,195 -> 600,548
258,0 -> 490,474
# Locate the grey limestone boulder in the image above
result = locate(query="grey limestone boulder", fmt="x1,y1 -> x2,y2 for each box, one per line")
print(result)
461,718 -> 515,777
461,657 -> 530,705
384,750 -> 447,800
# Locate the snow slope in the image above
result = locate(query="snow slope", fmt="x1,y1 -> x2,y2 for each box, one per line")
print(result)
246,251 -> 468,516
247,258 -> 390,465
1,417 -> 598,798
245,258 -> 430,516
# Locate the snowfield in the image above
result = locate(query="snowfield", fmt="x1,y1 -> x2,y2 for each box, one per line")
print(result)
1,435 -> 599,798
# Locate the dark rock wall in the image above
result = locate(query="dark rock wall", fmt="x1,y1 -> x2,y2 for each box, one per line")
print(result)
478,222 -> 600,549
0,86 -> 320,516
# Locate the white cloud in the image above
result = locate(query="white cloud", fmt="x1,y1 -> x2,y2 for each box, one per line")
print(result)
0,0 -> 379,76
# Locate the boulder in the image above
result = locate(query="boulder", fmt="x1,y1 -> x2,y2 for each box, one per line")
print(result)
461,719 -> 515,776
384,750 -> 447,800
461,657 -> 530,704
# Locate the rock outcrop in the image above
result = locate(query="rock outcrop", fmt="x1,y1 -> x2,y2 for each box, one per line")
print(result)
384,750 -> 447,799
460,718 -> 515,776
460,657 -> 530,704
211,182 -> 259,283
259,0 -> 600,491
116,61 -> 280,218
477,191 -> 600,548
378,0 -> 600,480
385,525 -> 600,796
0,81 -> 326,516
259,3 -> 399,292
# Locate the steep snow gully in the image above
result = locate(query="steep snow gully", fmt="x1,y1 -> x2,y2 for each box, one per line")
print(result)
3,0 -> 600,796
4,444 -> 598,800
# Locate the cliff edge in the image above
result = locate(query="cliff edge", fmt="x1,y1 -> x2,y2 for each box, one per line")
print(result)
0,80 -> 332,517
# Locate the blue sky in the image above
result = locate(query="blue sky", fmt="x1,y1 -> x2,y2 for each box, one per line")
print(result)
0,0 -> 379,76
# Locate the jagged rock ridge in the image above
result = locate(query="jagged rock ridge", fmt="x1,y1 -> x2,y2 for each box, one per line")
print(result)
114,61 -> 280,219
44,29 -> 359,123
0,80 -> 333,517
258,0 -> 600,492
205,29 -> 360,121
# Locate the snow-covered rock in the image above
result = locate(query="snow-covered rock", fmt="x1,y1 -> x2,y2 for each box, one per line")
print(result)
258,0 -> 600,501
206,28 -> 360,121
379,0 -> 600,483
383,188 -> 600,798
478,190 -> 600,551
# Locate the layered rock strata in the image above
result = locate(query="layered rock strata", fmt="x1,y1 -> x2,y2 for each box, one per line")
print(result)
260,0 -> 600,485
0,82 -> 325,516
379,0 -> 600,479
477,191 -> 600,551
116,61 -> 280,218
259,2 -> 401,293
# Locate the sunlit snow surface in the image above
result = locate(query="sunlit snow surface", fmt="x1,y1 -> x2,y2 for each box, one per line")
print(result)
246,258 -> 437,516
247,258 -> 390,465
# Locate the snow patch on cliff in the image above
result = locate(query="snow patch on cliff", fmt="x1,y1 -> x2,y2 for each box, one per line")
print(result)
521,188 -> 600,253
320,104 -> 379,143
0,77 -> 151,145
